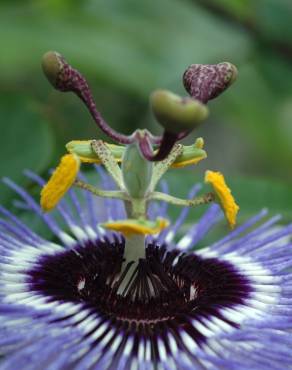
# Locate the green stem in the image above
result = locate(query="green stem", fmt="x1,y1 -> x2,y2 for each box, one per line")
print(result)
149,143 -> 183,191
129,198 -> 147,219
149,191 -> 215,206
117,234 -> 146,295
91,140 -> 124,189
74,180 -> 129,200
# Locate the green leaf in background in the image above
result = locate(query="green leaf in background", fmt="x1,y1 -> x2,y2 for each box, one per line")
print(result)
195,0 -> 254,21
0,0 -> 251,96
0,93 -> 54,204
210,62 -> 292,177
254,0 -> 292,44
196,0 -> 292,45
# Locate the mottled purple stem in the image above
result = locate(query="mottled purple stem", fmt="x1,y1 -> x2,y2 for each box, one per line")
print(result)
137,131 -> 179,162
54,55 -> 134,144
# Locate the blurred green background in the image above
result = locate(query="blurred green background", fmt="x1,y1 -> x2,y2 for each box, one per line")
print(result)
1,0 -> 292,236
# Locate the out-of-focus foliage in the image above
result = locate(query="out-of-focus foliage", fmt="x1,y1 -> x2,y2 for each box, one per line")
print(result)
0,94 -> 54,203
0,0 -> 292,233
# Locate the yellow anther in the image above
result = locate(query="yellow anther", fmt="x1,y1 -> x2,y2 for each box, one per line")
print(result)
66,140 -> 123,164
205,170 -> 239,229
171,154 -> 206,168
102,218 -> 169,237
172,139 -> 207,168
40,154 -> 80,211
194,137 -> 204,149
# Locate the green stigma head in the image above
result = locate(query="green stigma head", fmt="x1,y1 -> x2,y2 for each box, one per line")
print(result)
150,90 -> 209,134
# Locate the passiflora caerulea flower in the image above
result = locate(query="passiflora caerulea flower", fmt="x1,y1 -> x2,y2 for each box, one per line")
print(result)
0,171 -> 292,370
0,52 -> 291,370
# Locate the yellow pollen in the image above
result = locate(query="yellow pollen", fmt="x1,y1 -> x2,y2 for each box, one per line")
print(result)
205,170 -> 239,229
102,218 -> 169,237
171,154 -> 206,168
40,154 -> 80,212
78,157 -> 101,164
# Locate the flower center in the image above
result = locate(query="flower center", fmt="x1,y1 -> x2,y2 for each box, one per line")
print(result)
27,238 -> 251,343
